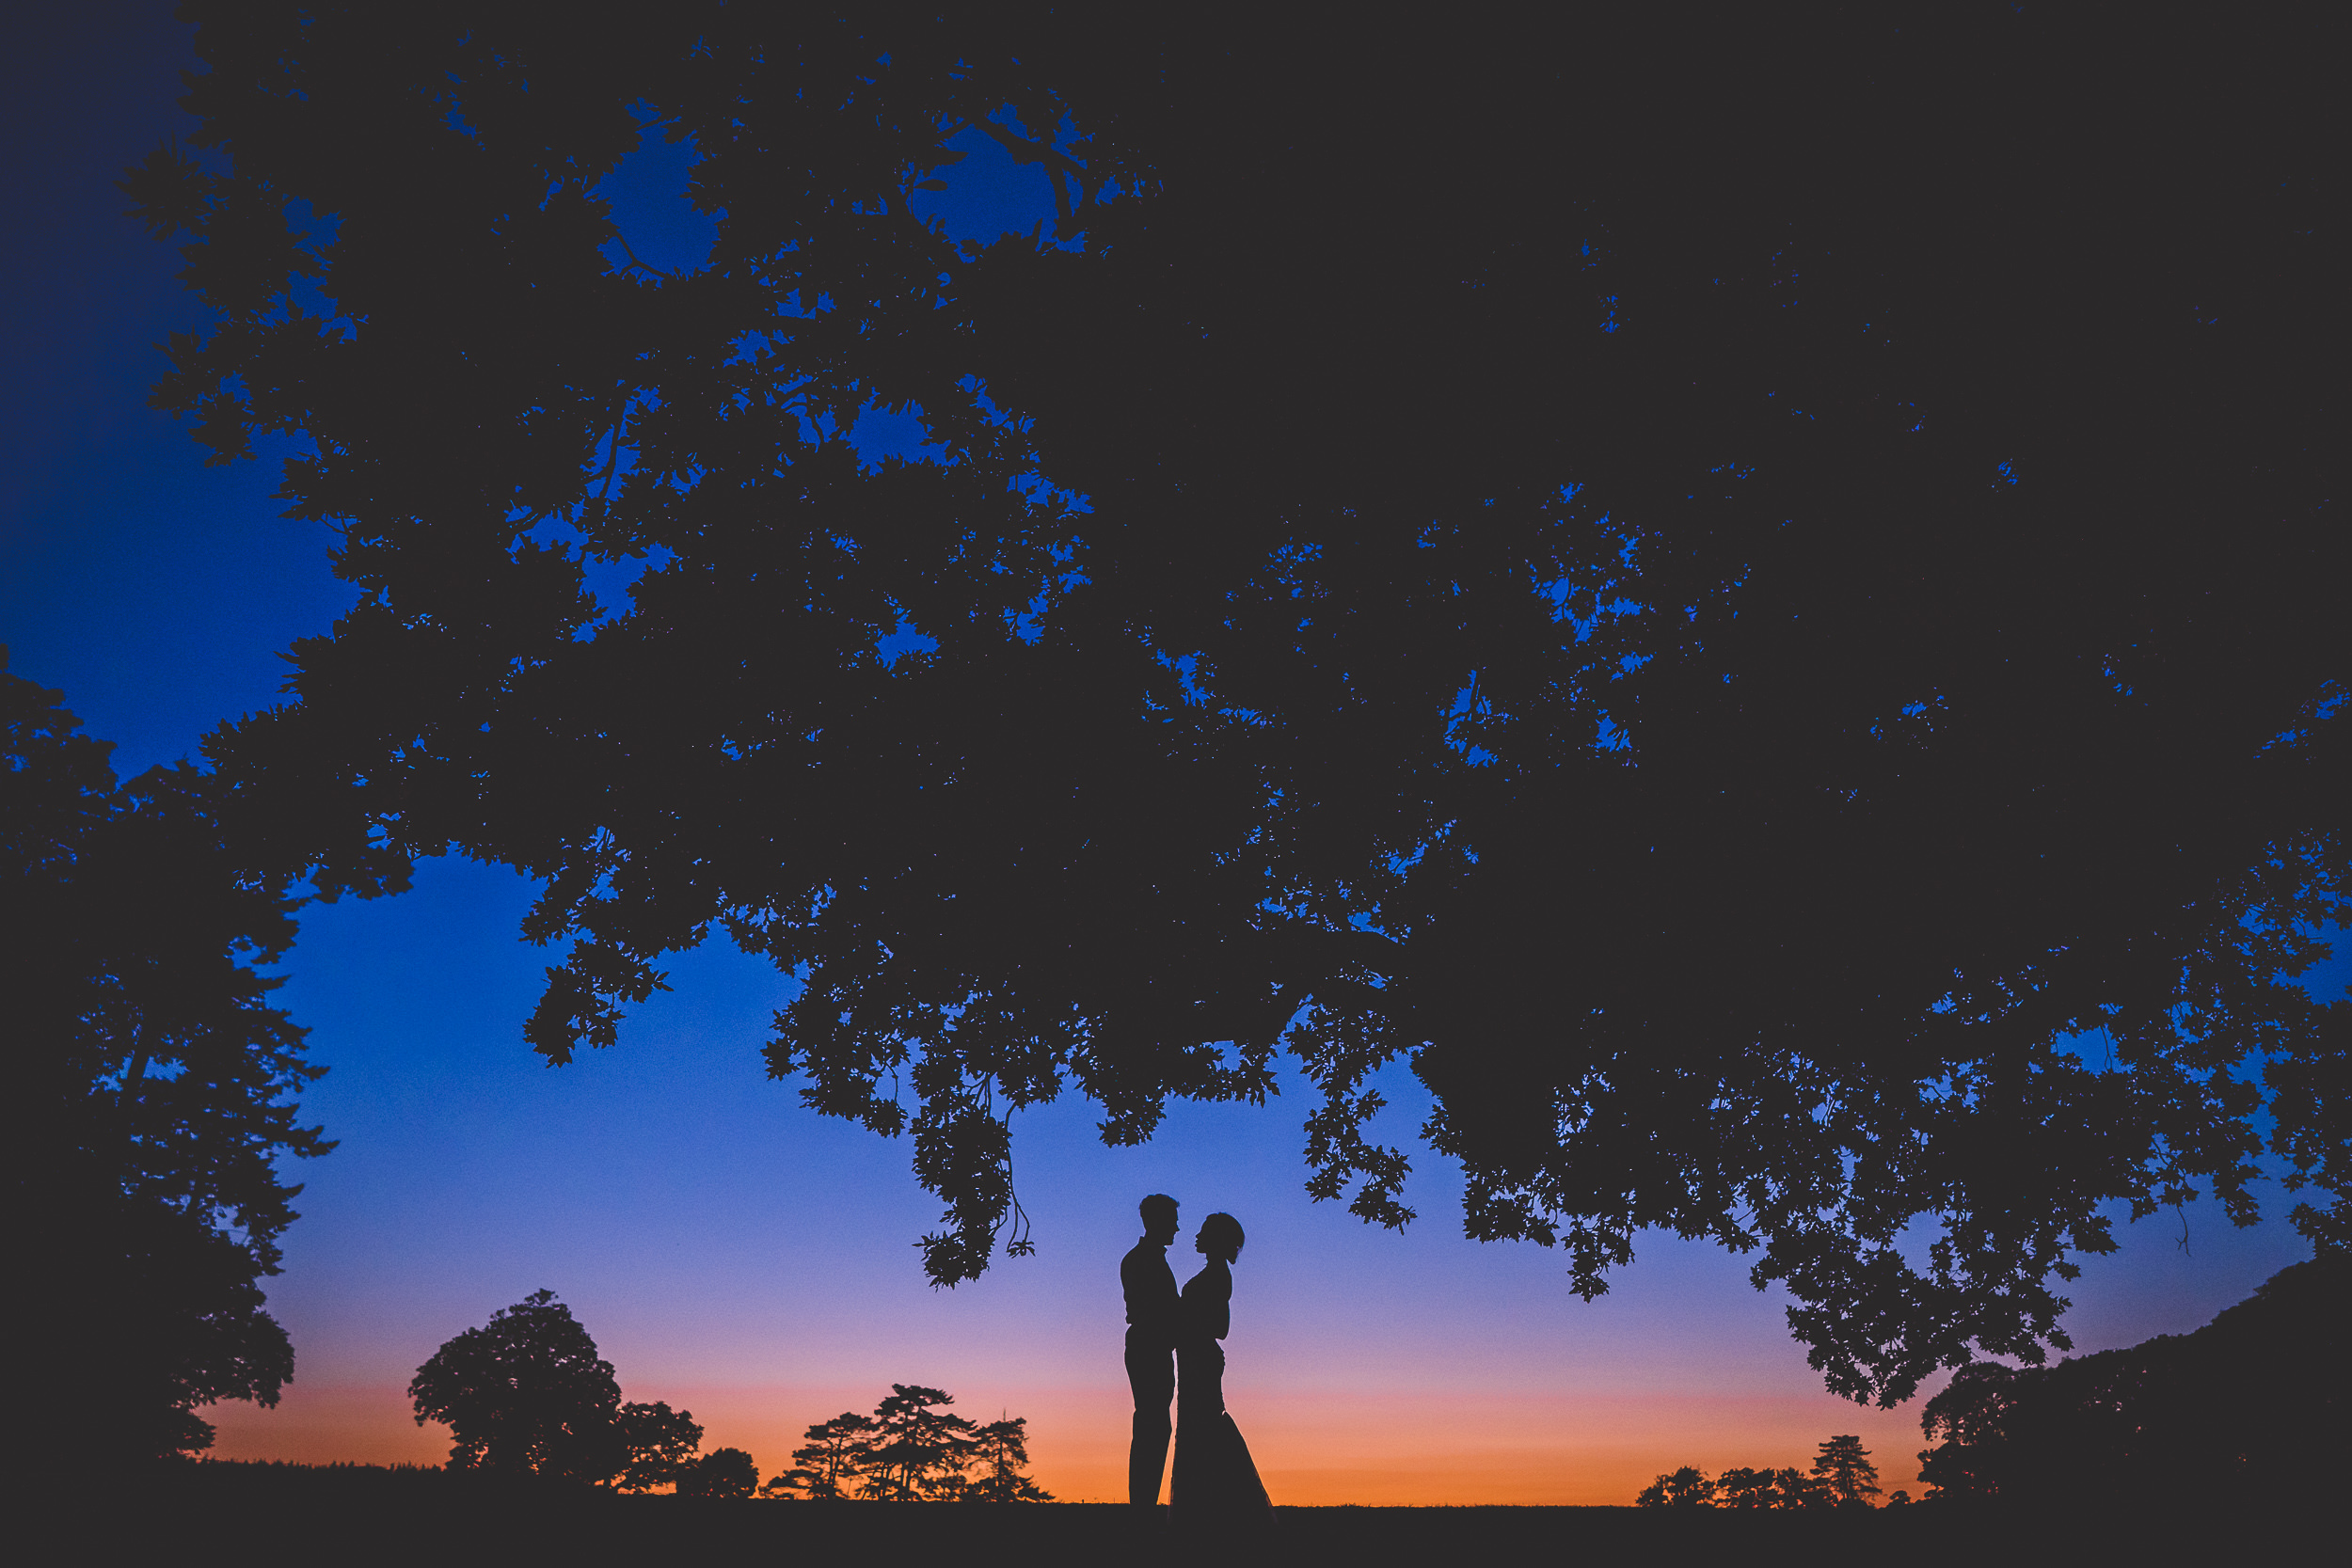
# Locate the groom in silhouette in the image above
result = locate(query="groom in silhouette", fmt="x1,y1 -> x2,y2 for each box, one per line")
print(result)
1122,1193 -> 1183,1509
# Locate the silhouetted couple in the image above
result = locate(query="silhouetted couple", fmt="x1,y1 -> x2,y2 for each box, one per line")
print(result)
1123,1194 -> 1273,1534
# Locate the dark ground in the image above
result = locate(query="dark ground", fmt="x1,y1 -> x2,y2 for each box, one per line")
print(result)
74,1467 -> 2312,1568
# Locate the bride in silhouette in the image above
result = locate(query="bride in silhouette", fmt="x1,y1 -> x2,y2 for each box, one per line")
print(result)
1170,1212 -> 1273,1533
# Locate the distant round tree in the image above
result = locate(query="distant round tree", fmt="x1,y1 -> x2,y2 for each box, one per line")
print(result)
408,1290 -> 629,1484
677,1447 -> 759,1499
1810,1435 -> 1882,1507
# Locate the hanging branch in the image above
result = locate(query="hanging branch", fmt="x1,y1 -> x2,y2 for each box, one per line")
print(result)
999,1115 -> 1038,1259
609,233 -> 676,280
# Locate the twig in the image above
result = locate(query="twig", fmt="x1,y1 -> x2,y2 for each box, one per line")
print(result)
610,233 -> 676,280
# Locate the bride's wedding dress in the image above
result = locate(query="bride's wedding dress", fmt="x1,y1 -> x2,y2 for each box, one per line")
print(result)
1170,1256 -> 1273,1531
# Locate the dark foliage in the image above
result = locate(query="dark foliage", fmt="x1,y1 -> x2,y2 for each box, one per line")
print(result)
865,1385 -> 980,1501
8,666 -> 329,1462
1634,1466 -> 1715,1509
408,1289 -> 705,1488
676,1447 -> 759,1499
765,1385 -> 1049,1501
133,6 -> 2344,1402
1916,1255 -> 2349,1505
768,1411 -> 879,1500
969,1417 -> 1052,1504
1638,1438 -> 1867,1511
614,1399 -> 705,1494
1810,1435 -> 1880,1508
1713,1468 -> 1781,1511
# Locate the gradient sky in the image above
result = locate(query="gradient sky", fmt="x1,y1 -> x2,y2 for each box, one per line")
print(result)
8,7 -> 2335,1506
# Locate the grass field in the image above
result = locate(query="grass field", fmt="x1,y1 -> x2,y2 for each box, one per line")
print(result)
74,1465 -> 2311,1568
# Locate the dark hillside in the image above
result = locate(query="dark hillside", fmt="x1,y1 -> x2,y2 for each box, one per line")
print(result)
1918,1255 -> 2349,1505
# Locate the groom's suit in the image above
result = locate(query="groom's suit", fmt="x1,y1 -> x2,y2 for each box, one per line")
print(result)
1121,1235 -> 1181,1507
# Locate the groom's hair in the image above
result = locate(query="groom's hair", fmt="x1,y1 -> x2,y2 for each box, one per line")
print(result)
1139,1194 -> 1179,1230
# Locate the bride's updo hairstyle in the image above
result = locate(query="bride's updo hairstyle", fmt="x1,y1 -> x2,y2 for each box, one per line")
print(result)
1201,1212 -> 1246,1262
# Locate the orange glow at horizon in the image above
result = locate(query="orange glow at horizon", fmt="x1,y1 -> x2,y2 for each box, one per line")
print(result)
205,1380 -> 1929,1506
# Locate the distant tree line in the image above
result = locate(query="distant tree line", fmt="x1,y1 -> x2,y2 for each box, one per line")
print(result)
1637,1434 -> 1887,1510
765,1386 -> 1050,1502
1640,1259 -> 2347,1511
408,1291 -> 1046,1501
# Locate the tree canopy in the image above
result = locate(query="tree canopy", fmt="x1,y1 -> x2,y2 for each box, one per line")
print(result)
1810,1435 -> 1881,1509
407,1289 -> 705,1488
9,667 -> 330,1462
764,1385 -> 1049,1501
771,1411 -> 880,1501
967,1416 -> 1052,1504
1712,1468 -> 1788,1511
132,5 -> 2344,1402
1633,1465 -> 1716,1509
676,1446 -> 760,1499
1637,1451 -> 1857,1511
